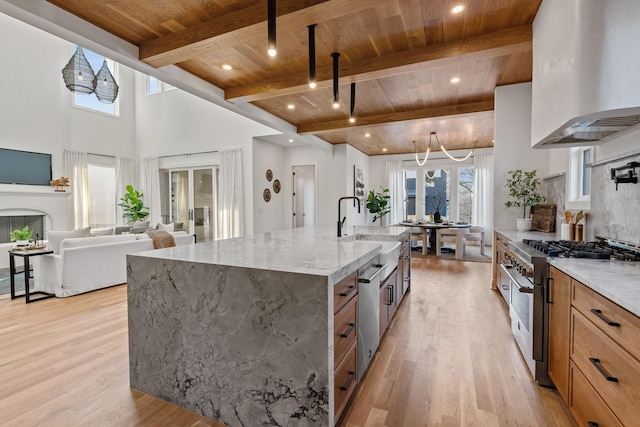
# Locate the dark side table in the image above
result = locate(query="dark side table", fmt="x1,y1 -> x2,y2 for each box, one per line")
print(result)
9,248 -> 54,303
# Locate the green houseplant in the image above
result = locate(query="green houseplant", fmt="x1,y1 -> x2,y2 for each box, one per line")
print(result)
118,184 -> 150,225
11,225 -> 33,244
504,169 -> 545,230
366,187 -> 391,226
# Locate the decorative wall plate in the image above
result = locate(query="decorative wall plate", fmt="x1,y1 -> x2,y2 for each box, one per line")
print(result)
266,169 -> 273,181
263,188 -> 271,202
273,179 -> 281,193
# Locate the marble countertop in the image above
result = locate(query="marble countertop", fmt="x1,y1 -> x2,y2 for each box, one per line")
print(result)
497,229 -> 640,317
130,226 -> 409,285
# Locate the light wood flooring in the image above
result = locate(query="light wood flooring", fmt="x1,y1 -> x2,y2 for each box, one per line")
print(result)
0,258 -> 575,427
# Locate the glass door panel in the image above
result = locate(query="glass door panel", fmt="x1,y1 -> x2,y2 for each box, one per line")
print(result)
171,170 -> 190,231
194,168 -> 214,243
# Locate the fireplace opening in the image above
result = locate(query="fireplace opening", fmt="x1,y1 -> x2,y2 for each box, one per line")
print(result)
0,215 -> 45,243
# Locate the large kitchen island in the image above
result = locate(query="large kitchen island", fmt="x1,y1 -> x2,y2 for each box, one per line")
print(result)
126,226 -> 410,427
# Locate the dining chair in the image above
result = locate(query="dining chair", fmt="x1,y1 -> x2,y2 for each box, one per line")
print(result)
436,228 -> 469,259
463,226 -> 486,256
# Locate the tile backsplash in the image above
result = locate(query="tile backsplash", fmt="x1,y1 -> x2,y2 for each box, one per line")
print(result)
590,154 -> 640,245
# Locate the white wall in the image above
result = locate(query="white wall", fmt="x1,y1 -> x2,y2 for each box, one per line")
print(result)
252,140 -> 286,234
494,83 -> 550,230
532,0 -> 640,145
345,145 -> 369,226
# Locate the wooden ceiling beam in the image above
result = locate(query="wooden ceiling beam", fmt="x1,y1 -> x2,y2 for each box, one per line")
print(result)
139,0 -> 378,68
226,25 -> 532,103
297,100 -> 495,134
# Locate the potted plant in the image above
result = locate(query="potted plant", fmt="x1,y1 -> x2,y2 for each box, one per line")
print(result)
366,187 -> 391,226
504,169 -> 545,231
11,225 -> 33,246
118,184 -> 150,225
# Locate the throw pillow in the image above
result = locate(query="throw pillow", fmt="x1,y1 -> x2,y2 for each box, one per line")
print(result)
158,222 -> 174,232
174,222 -> 184,231
134,221 -> 150,228
47,226 -> 91,254
90,227 -> 114,237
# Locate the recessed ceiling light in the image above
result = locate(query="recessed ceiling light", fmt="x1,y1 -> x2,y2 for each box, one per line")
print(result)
382,148 -> 387,152
364,133 -> 370,138
289,139 -> 294,143
452,5 -> 464,14
450,77 -> 461,84
222,64 -> 233,70
349,117 -> 356,123
287,104 -> 295,110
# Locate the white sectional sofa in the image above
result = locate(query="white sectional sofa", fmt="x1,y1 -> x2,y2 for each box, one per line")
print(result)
32,231 -> 194,297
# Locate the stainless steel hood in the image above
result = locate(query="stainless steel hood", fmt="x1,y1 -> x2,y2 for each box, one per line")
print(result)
534,107 -> 640,148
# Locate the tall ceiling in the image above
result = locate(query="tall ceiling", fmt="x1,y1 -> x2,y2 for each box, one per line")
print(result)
47,0 -> 542,156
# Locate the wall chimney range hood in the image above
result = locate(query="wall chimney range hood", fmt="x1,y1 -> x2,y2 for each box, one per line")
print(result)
535,107 -> 640,148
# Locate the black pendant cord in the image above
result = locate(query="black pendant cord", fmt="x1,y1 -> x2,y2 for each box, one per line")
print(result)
350,82 -> 356,119
308,23 -> 317,88
331,52 -> 340,107
267,0 -> 276,56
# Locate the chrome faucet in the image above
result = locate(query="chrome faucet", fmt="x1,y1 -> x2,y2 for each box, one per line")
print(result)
338,196 -> 361,237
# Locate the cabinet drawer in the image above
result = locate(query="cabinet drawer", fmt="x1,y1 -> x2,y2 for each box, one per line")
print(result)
334,341 -> 357,424
334,271 -> 357,314
569,361 -> 623,427
495,232 -> 509,250
571,309 -> 640,426
334,296 -> 357,366
573,280 -> 640,360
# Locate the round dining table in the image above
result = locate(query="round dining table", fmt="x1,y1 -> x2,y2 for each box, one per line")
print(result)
398,221 -> 472,255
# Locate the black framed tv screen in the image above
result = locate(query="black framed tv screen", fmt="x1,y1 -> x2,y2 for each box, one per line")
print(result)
0,148 -> 53,185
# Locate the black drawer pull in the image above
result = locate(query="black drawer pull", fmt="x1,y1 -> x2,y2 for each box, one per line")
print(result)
339,285 -> 356,298
389,284 -> 394,303
589,358 -> 619,382
590,309 -> 620,327
587,422 -> 599,427
340,322 -> 356,338
546,277 -> 554,304
340,371 -> 356,391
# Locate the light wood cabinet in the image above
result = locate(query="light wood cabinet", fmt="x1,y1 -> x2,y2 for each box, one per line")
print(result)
548,266 -> 572,404
380,238 -> 411,340
493,232 -> 510,304
569,360 -> 623,427
333,272 -> 358,423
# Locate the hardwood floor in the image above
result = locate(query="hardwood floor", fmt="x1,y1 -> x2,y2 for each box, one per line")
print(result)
341,258 -> 575,427
0,258 -> 575,426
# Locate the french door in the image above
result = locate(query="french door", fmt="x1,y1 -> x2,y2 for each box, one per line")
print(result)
170,168 -> 216,243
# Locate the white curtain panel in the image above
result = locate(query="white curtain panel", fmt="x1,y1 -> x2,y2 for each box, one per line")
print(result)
115,157 -> 138,225
385,160 -> 404,226
64,150 -> 89,229
140,157 -> 162,226
473,153 -> 494,237
218,148 -> 244,239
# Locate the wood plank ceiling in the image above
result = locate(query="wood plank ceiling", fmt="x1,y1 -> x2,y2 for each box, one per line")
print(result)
47,0 -> 542,156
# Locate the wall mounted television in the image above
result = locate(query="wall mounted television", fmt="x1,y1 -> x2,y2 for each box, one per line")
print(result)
0,148 -> 53,185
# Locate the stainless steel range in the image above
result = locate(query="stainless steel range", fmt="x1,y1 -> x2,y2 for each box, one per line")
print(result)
503,236 -> 640,388
501,241 -> 552,387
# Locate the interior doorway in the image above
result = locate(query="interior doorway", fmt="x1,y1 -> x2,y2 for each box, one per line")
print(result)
292,164 -> 317,228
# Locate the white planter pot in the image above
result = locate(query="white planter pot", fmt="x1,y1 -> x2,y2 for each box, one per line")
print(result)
14,240 -> 30,246
516,218 -> 533,231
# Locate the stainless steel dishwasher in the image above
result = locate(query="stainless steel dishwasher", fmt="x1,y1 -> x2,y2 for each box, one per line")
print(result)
357,260 -> 385,381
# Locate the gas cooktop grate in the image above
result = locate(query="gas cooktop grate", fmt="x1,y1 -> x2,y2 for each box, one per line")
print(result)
523,239 -> 640,261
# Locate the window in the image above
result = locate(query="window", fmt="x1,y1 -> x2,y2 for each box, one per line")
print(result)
72,48 -> 119,116
424,169 -> 450,218
404,170 -> 416,220
568,147 -> 592,208
145,76 -> 175,95
457,167 -> 475,224
88,164 -> 116,228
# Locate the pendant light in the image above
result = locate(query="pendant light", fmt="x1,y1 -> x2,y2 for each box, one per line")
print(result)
267,0 -> 277,57
61,46 -> 96,94
414,131 -> 476,166
349,82 -> 356,123
308,23 -> 317,89
94,59 -> 119,103
331,52 -> 340,109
